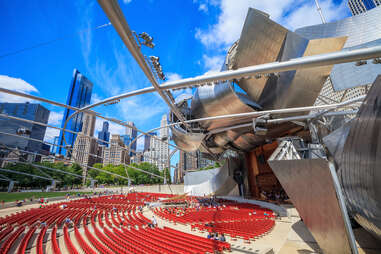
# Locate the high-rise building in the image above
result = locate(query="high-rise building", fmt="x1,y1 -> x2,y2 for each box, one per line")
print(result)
197,151 -> 214,169
51,136 -> 59,153
71,113 -> 98,183
131,151 -> 143,164
81,113 -> 96,137
143,132 -> 156,151
348,0 -> 381,15
159,115 -> 169,138
97,121 -> 110,147
143,115 -> 169,171
103,134 -> 128,166
0,102 -> 50,152
124,121 -> 138,151
57,69 -> 93,157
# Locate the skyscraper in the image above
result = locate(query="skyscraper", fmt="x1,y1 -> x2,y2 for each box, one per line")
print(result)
143,132 -> 156,151
51,136 -> 59,153
71,113 -> 99,183
159,115 -> 169,138
57,69 -> 93,156
121,121 -> 137,156
143,115 -> 169,170
0,102 -> 50,152
81,113 -> 96,137
98,121 -> 110,147
103,134 -> 128,166
348,0 -> 381,15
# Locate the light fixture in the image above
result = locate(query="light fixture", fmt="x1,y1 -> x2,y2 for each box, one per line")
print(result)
372,58 -> 381,64
139,32 -> 155,48
149,56 -> 166,80
355,60 -> 367,66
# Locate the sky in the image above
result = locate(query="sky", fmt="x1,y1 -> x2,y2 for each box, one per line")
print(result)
0,0 -> 351,171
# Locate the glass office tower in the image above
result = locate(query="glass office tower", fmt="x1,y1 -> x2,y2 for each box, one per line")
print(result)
348,0 -> 381,15
97,121 -> 110,147
57,69 -> 93,156
0,102 -> 50,152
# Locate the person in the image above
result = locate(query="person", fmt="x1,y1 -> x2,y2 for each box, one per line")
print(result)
207,232 -> 213,239
214,233 -> 219,240
1,200 -> 4,208
148,216 -> 157,228
65,217 -> 73,227
40,221 -> 47,228
219,233 -> 226,242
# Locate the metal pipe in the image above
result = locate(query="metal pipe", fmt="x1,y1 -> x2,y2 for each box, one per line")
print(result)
0,88 -> 197,156
97,0 -> 191,133
125,163 -> 164,179
0,113 -> 78,135
0,128 -> 174,179
72,45 -> 381,116
267,110 -> 358,124
1,159 -> 82,179
0,168 -> 55,181
0,144 -> 131,181
314,0 -> 326,24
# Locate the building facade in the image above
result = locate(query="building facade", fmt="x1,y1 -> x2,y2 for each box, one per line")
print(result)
348,0 -> 381,15
71,113 -> 98,183
121,121 -> 138,155
57,69 -> 93,156
51,136 -> 59,153
97,121 -> 110,147
103,134 -> 128,166
143,132 -> 156,152
0,102 -> 50,153
143,115 -> 169,171
130,151 -> 143,164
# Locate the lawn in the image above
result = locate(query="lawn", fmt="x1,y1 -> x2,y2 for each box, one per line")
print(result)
0,191 -> 92,203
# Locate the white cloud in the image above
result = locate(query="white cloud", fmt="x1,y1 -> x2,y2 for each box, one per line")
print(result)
199,4 -> 208,13
123,0 -> 132,4
94,117 -> 125,138
137,136 -> 144,151
44,128 -> 60,143
195,0 -> 348,49
44,111 -> 63,143
91,93 -> 103,104
48,111 -> 64,126
285,1 -> 348,30
202,54 -> 225,73
0,75 -> 38,103
166,72 -> 182,82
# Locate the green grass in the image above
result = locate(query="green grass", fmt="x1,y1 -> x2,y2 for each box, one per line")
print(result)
0,191 -> 92,203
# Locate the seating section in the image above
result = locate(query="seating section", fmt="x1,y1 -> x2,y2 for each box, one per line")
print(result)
154,199 -> 275,240
0,193 -> 278,253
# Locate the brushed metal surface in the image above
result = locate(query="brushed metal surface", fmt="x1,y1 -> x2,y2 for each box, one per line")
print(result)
231,8 -> 288,102
270,36 -> 347,111
339,75 -> 381,241
295,6 -> 381,91
190,82 -> 256,131
170,125 -> 205,152
268,158 -> 354,254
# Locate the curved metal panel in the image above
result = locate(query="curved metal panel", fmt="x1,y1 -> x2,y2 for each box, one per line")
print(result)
231,8 -> 288,102
170,125 -> 204,152
339,75 -> 381,241
184,157 -> 239,196
190,82 -> 255,131
295,6 -> 381,91
270,36 -> 347,111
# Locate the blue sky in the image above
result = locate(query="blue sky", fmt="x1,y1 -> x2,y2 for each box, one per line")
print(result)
0,0 -> 351,171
